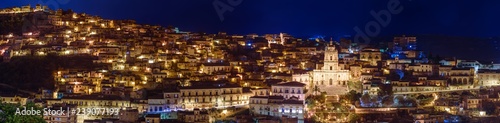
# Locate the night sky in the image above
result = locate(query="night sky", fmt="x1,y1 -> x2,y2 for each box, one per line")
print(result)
2,0 -> 500,37
2,0 -> 500,61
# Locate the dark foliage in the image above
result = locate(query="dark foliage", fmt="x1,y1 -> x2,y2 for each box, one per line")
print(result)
0,54 -> 102,91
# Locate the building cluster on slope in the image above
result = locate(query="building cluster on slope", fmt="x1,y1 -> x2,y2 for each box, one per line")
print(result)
3,5 -> 500,123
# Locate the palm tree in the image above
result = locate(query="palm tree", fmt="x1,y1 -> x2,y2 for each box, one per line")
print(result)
313,85 -> 321,95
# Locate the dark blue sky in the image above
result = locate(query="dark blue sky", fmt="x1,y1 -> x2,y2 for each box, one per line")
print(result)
2,0 -> 500,37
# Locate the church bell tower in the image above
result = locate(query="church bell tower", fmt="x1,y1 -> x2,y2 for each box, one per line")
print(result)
323,39 -> 339,71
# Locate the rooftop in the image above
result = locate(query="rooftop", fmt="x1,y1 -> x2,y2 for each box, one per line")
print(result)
273,81 -> 306,87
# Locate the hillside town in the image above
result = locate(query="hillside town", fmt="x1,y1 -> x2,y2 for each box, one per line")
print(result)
2,5 -> 500,123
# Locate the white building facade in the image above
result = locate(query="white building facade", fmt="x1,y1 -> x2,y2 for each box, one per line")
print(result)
312,42 -> 350,95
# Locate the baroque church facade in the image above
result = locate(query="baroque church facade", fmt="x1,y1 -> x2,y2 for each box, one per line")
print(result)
312,42 -> 350,95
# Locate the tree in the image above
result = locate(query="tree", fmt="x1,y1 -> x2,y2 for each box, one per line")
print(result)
343,90 -> 361,104
0,102 -> 46,123
482,101 -> 496,115
313,85 -> 321,95
348,80 -> 362,91
378,84 -> 393,96
401,97 -> 417,107
370,95 -> 379,107
393,95 -> 405,107
382,95 -> 394,107
360,93 -> 372,107
416,94 -> 427,100
418,95 -> 435,106
319,92 -> 327,102
347,113 -> 360,123
306,96 -> 318,109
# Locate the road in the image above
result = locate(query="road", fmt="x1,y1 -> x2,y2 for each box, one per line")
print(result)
0,83 -> 36,95
394,86 -> 482,95
214,105 -> 249,121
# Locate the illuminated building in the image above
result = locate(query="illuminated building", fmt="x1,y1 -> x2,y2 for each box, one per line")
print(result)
360,47 -> 382,66
478,70 -> 500,86
311,41 -> 350,96
199,62 -> 231,74
179,82 -> 252,110
271,81 -> 306,101
118,108 -> 139,122
291,71 -> 311,90
0,94 -> 28,105
392,35 -> 417,51
45,95 -> 132,123
146,82 -> 252,112
43,104 -> 78,123
449,67 -> 475,85
177,109 -> 210,123
249,96 -> 305,123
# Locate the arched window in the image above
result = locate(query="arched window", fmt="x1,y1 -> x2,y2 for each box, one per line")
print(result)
330,56 -> 333,60
329,79 -> 333,85
330,66 -> 333,70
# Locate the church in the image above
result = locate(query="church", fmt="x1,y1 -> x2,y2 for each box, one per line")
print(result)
312,41 -> 350,95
